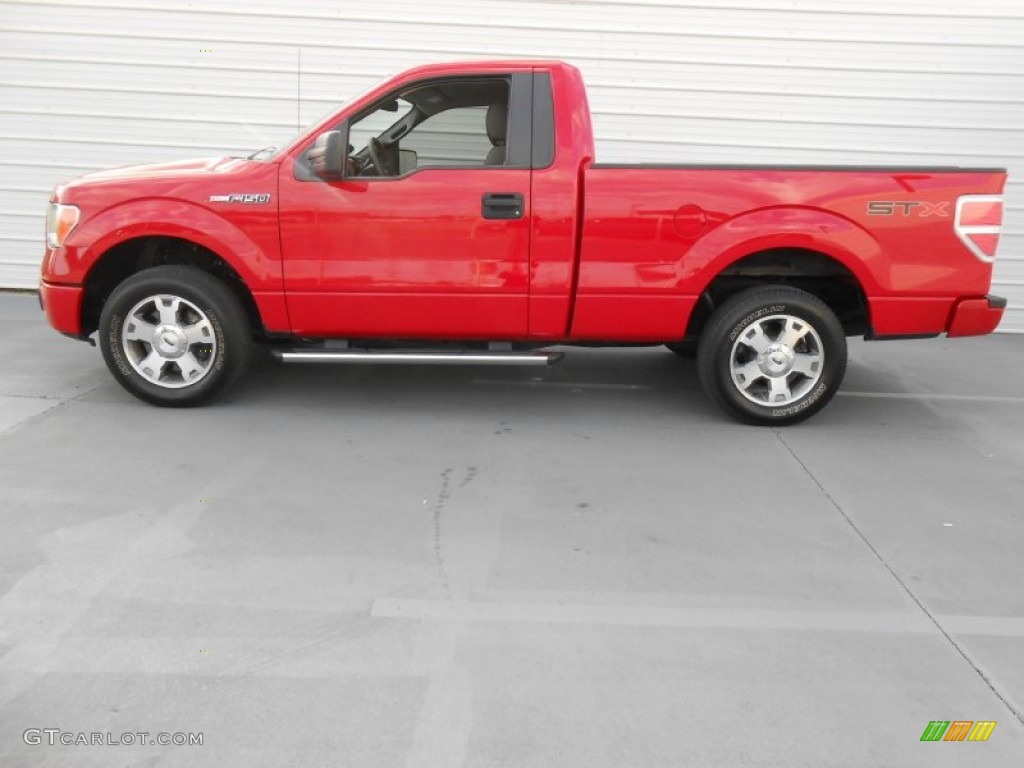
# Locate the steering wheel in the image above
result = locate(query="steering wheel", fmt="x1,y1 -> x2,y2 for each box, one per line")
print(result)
366,137 -> 387,176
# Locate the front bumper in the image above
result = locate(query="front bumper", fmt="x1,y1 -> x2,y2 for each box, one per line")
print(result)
39,280 -> 85,337
947,294 -> 1006,338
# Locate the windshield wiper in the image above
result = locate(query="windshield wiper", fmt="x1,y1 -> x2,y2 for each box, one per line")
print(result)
247,146 -> 277,160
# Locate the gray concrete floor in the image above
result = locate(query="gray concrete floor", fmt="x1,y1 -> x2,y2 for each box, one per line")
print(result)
1,290 -> 1023,767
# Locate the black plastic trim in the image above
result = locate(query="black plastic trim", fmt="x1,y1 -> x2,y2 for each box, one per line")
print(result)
590,163 -> 1007,173
294,121 -> 350,181
531,73 -> 555,169
986,294 -> 1008,309
61,331 -> 96,346
865,332 -> 941,341
506,73 -> 533,169
482,192 -> 525,220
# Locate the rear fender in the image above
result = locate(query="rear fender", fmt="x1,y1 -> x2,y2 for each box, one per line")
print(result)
684,206 -> 882,295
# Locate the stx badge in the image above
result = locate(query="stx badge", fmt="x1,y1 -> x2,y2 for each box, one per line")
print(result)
867,201 -> 950,217
208,193 -> 271,204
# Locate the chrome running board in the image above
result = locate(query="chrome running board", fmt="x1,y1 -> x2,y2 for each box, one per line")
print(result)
272,348 -> 563,366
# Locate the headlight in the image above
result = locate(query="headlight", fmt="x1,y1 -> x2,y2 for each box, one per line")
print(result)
45,202 -> 80,249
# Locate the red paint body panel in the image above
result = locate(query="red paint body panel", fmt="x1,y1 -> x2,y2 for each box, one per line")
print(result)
39,280 -> 84,336
570,295 -> 699,341
278,167 -> 531,338
573,167 -> 1004,339
869,297 -> 958,337
527,63 -> 593,339
37,59 -> 1008,345
44,157 -> 291,333
947,296 -> 1006,337
283,293 -> 528,340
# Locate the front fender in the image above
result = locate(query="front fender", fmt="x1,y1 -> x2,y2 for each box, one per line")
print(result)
51,198 -> 282,290
683,206 -> 883,295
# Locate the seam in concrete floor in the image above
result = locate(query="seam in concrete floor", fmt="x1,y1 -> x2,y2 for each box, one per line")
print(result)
0,384 -> 103,437
840,391 -> 1024,403
0,393 -> 68,401
370,599 -> 1024,635
774,429 -> 1024,727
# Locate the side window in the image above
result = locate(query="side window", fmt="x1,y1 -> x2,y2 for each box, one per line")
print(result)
401,105 -> 498,167
346,77 -> 511,177
348,97 -> 414,156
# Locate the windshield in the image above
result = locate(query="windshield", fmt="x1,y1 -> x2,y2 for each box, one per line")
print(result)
246,74 -> 394,162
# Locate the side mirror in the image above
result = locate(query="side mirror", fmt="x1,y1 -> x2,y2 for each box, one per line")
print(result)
307,130 -> 346,179
399,149 -> 418,175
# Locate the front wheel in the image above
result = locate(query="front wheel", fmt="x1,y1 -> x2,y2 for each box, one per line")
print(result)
99,265 -> 252,407
696,286 -> 847,425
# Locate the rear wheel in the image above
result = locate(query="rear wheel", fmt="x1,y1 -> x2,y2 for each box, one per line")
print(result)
99,265 -> 252,406
696,286 -> 846,425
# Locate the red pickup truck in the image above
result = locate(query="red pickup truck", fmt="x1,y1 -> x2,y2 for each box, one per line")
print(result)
40,60 -> 1007,424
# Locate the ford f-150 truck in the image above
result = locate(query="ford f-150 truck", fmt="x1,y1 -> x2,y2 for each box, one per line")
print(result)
40,60 -> 1007,424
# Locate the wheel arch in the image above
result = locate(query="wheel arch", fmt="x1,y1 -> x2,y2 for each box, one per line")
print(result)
81,235 -> 264,337
678,206 -> 880,342
60,197 -> 287,336
683,246 -> 873,344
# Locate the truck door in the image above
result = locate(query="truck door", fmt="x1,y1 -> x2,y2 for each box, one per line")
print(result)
279,74 -> 534,339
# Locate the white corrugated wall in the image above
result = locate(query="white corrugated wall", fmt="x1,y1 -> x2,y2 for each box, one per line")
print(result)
2,0 -> 1023,330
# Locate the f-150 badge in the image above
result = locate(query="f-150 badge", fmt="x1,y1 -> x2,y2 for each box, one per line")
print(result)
208,193 -> 271,204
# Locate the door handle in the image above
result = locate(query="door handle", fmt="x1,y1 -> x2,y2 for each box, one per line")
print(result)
482,192 -> 524,220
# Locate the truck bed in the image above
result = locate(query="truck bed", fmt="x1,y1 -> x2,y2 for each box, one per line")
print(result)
571,164 -> 1006,340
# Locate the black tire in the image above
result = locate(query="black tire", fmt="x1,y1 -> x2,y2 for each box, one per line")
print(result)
99,265 -> 253,407
665,340 -> 697,359
696,286 -> 846,425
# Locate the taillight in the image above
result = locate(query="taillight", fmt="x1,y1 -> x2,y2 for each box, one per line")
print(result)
955,195 -> 1003,262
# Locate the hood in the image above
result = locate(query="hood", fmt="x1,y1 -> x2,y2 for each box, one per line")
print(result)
60,156 -> 257,190
52,156 -> 279,212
